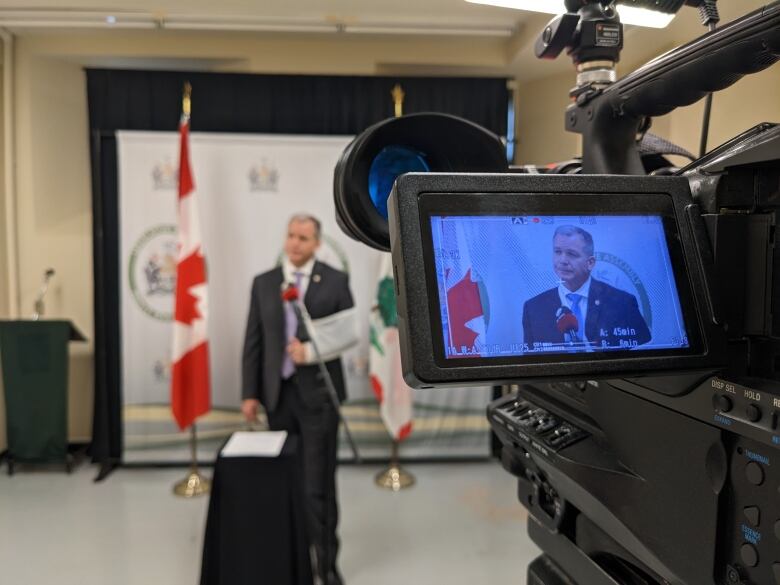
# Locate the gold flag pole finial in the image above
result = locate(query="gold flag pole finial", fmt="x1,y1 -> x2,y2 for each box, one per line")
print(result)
391,83 -> 405,118
182,82 -> 192,118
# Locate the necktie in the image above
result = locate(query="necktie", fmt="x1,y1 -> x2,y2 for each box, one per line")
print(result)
566,293 -> 585,342
281,271 -> 304,379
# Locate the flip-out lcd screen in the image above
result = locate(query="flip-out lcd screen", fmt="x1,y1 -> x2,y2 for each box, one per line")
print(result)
429,214 -> 690,360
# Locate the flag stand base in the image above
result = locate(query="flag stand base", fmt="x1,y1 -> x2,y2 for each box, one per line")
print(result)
172,424 -> 211,497
374,465 -> 415,491
173,470 -> 211,497
374,440 -> 414,491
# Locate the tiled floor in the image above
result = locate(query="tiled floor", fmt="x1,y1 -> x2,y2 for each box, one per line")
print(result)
0,460 -> 539,585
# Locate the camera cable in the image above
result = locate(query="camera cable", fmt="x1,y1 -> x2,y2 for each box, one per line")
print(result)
697,0 -> 721,157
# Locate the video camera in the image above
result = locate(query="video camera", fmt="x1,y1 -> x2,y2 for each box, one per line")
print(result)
334,1 -> 780,584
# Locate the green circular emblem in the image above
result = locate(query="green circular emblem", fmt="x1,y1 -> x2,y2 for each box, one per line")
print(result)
128,224 -> 178,321
595,252 -> 652,328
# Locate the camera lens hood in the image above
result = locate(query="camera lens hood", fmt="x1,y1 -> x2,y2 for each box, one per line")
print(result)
333,112 -> 508,251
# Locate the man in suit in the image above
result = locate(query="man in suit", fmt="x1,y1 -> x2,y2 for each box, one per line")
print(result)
242,214 -> 354,585
522,225 -> 650,351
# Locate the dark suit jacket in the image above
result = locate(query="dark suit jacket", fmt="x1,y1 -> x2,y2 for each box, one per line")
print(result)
522,278 -> 650,350
242,260 -> 354,413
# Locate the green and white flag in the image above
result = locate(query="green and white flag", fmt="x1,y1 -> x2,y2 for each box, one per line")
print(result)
369,254 -> 413,441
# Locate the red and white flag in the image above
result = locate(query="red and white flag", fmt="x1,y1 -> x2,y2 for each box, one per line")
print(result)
369,254 -> 413,441
171,111 -> 211,430
444,221 -> 486,356
446,267 -> 484,351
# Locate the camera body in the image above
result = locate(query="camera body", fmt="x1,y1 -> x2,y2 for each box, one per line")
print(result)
334,2 -> 780,583
383,123 -> 780,582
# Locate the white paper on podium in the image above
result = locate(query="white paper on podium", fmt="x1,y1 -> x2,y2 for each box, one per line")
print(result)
221,431 -> 288,457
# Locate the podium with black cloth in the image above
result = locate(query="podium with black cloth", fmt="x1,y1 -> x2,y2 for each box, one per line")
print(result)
200,434 -> 314,585
0,320 -> 86,475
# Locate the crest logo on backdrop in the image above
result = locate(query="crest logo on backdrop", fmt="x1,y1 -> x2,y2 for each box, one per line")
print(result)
151,158 -> 178,190
153,358 -> 172,383
129,224 -> 178,321
248,159 -> 280,192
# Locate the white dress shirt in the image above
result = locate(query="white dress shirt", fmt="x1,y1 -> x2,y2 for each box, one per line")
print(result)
282,256 -> 316,300
558,276 -> 592,331
281,255 -> 358,365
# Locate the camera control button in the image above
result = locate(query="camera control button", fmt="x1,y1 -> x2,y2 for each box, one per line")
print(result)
772,563 -> 780,585
746,461 -> 765,486
744,506 -> 760,527
746,404 -> 762,422
713,394 -> 733,412
740,543 -> 759,567
775,518 -> 780,541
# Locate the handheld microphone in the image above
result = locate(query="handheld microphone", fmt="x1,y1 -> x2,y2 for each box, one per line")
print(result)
281,283 -> 305,324
556,306 -> 580,342
281,283 -> 299,302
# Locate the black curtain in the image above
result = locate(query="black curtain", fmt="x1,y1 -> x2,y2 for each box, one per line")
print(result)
87,69 -> 509,468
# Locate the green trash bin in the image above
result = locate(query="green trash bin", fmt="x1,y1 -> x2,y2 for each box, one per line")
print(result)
0,320 -> 86,474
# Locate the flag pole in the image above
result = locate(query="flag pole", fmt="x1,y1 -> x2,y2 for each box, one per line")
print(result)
375,85 -> 415,492
390,83 -> 404,118
174,423 -> 211,497
171,81 -> 211,498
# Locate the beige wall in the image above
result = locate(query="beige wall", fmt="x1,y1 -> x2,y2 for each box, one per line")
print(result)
650,0 -> 780,156
2,16 -> 779,451
513,56 -> 780,167
0,43 -> 95,448
0,49 -> 6,319
515,72 -> 580,165
656,68 -> 780,159
511,0 -> 779,166
4,29 -> 511,450
0,46 -> 6,451
18,29 -> 508,75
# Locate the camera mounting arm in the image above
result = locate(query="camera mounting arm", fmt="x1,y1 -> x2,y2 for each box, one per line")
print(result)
567,1 -> 780,174
534,12 -> 581,61
535,1 -> 624,95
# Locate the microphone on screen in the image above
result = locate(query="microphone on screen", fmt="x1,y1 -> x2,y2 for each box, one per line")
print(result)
556,306 -> 580,343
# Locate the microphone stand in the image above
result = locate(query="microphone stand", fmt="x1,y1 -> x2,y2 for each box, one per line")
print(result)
32,268 -> 55,320
291,297 -> 361,463
288,294 -> 360,585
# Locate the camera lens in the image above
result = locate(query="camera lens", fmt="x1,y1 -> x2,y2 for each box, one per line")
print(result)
368,146 -> 430,220
334,113 -> 508,251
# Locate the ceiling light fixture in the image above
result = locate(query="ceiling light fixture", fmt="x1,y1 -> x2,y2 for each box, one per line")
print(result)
162,20 -> 337,34
465,0 -> 677,28
0,9 -> 515,36
0,11 -> 156,29
344,24 -> 513,36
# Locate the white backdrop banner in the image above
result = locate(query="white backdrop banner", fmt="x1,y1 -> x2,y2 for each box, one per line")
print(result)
117,131 -> 491,462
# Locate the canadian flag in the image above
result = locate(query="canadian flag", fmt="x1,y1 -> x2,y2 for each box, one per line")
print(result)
446,267 -> 484,351
171,114 -> 211,430
443,220 -> 486,356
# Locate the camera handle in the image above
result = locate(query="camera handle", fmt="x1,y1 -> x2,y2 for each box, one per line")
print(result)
566,1 -> 780,174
